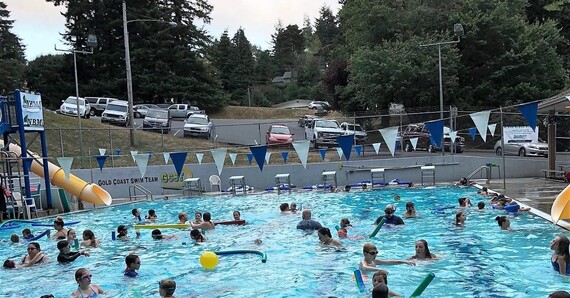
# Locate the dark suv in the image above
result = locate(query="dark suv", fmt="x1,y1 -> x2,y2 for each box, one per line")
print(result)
401,123 -> 465,153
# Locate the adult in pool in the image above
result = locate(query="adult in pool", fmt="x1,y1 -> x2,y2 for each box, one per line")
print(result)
374,204 -> 404,226
408,239 -> 437,260
190,212 -> 215,230
51,218 -> 68,240
21,242 -> 50,267
455,211 -> 466,227
402,201 -> 418,218
71,267 -> 105,298
178,212 -> 189,224
151,229 -> 178,240
550,236 -> 570,275
81,230 -> 100,248
495,216 -> 511,231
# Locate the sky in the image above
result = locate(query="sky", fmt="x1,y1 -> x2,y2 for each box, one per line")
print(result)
5,0 -> 341,60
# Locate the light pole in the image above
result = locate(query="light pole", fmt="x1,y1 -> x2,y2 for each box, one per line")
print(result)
122,0 -> 176,147
55,34 -> 97,167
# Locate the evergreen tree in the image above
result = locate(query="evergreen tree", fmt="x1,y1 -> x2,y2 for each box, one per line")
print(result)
211,30 -> 235,92
314,5 -> 339,61
230,28 -> 254,104
272,24 -> 305,72
0,1 -> 26,93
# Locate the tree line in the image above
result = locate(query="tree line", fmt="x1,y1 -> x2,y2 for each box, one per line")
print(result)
0,0 -> 568,114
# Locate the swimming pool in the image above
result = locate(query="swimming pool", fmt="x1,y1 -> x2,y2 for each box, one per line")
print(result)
0,186 -> 568,297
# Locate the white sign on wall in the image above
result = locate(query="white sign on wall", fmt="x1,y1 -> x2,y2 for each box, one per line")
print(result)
19,92 -> 44,131
503,126 -> 538,143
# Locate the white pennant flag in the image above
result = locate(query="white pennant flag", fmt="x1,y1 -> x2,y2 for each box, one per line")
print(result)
336,147 -> 343,160
57,157 -> 74,183
449,131 -> 458,143
379,127 -> 399,157
98,148 -> 106,156
488,123 -> 497,137
229,153 -> 238,165
292,140 -> 310,169
130,150 -> 138,162
410,138 -> 418,150
265,152 -> 272,164
470,111 -> 491,142
133,154 -> 150,178
372,143 -> 381,155
211,148 -> 227,175
196,153 -> 204,165
163,152 -> 170,164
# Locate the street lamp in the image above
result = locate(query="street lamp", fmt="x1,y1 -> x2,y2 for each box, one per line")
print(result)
122,0 -> 176,146
55,34 -> 98,167
420,23 -> 464,121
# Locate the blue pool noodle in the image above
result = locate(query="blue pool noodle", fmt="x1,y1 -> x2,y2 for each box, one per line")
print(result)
25,229 -> 50,241
353,269 -> 366,292
32,220 -> 81,227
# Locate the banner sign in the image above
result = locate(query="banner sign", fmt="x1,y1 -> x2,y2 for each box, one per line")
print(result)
19,92 -> 44,131
503,126 -> 538,143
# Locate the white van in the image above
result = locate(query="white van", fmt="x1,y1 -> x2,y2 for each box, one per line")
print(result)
59,96 -> 91,118
101,100 -> 129,126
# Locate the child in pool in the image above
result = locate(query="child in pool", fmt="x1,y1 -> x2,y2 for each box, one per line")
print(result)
124,254 -> 140,277
146,209 -> 158,221
71,268 -> 105,298
190,229 -> 206,243
22,228 -> 34,240
193,212 -> 203,224
359,242 -> 414,273
372,270 -> 402,297
132,209 -> 142,222
337,218 -> 351,238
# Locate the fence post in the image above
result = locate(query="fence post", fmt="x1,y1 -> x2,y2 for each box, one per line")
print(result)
59,127 -> 64,157
109,125 -> 114,167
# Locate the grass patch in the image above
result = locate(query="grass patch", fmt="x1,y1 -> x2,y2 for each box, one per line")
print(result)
210,105 -> 343,119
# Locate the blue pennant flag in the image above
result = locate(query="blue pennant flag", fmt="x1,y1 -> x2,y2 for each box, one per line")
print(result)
95,155 -> 109,172
281,151 -> 289,164
246,153 -> 254,165
249,146 -> 267,171
518,102 -> 538,131
424,119 -> 445,149
114,149 -> 121,156
336,134 -> 354,161
319,149 -> 327,160
169,152 -> 187,177
355,145 -> 362,157
468,127 -> 477,140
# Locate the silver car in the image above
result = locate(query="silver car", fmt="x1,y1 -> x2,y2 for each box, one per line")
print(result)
494,139 -> 548,157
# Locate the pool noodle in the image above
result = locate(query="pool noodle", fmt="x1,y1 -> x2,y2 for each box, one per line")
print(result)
74,239 -> 80,250
410,272 -> 435,297
353,269 -> 366,292
214,249 -> 267,263
335,225 -> 340,231
0,224 -> 20,230
0,219 -> 41,227
133,223 -> 190,229
25,229 -> 50,241
31,220 -> 81,227
369,218 -> 386,238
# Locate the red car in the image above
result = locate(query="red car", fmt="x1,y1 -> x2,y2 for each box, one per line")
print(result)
266,124 -> 294,146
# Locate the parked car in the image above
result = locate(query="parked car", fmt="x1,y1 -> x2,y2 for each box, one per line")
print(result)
308,101 -> 331,110
494,139 -> 548,157
183,114 -> 212,138
401,123 -> 464,153
168,104 -> 202,118
298,115 -> 318,127
101,100 -> 129,126
134,104 -> 160,118
340,122 -> 368,144
59,96 -> 91,118
266,124 -> 294,146
85,97 -> 117,116
143,108 -> 171,133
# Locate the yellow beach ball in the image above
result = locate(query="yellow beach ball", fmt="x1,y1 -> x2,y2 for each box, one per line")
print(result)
199,251 -> 218,269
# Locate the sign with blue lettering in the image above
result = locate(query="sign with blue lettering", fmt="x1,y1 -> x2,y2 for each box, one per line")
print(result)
19,92 -> 44,131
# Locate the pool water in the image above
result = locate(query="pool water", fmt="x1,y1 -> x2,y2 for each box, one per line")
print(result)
0,186 -> 569,297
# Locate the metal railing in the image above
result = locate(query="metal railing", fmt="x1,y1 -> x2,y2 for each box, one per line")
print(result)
129,184 -> 153,201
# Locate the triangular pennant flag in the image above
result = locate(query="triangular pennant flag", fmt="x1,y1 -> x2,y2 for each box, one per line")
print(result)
469,110 -> 491,142
211,148 -> 227,175
449,131 -> 458,144
196,153 -> 204,165
163,152 -> 170,164
410,138 -> 418,150
468,127 -> 477,140
246,153 -> 254,165
22,157 -> 33,172
336,134 -> 354,161
319,148 -> 327,161
169,152 -> 187,177
265,152 -> 272,164
379,127 -> 399,157
336,147 -> 343,160
372,143 -> 381,155
292,140 -> 310,169
98,148 -> 106,156
354,145 -> 362,157
424,120 -> 445,149
229,153 -> 238,165
281,152 -> 289,164
518,102 -> 538,131
249,145 -> 267,171
130,150 -> 138,162
95,155 -> 108,172
133,154 -> 150,178
488,124 -> 497,137
57,157 -> 74,183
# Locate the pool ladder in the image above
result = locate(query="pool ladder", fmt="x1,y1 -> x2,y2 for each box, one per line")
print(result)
466,165 -> 498,184
129,184 -> 153,201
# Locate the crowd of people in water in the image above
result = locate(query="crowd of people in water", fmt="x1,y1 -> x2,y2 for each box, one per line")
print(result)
1,177 -> 570,297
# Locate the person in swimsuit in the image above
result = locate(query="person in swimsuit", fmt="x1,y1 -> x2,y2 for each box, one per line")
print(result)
193,212 -> 202,224
80,230 -> 100,248
21,242 -> 50,267
190,229 -> 206,243
178,212 -> 189,224
458,197 -> 472,207
372,270 -> 402,297
57,240 -> 90,263
67,228 -> 77,242
551,236 -> 570,275
279,203 -> 290,213
296,209 -> 323,231
402,201 -> 418,218
159,279 -> 176,298
191,212 -> 215,230
124,254 -> 141,277
408,239 -> 437,260
233,211 -> 241,221
359,242 -> 414,273
117,225 -> 140,240
317,227 -> 342,246
71,268 -> 105,298
151,229 -> 177,240
146,209 -> 158,221
337,218 -> 351,238
374,205 -> 405,226
132,208 -> 142,222
455,211 -> 466,227
290,203 -> 298,213
495,216 -> 511,231
22,228 -> 34,240
51,218 -> 68,240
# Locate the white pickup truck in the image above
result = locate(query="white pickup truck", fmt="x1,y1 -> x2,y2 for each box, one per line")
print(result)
304,119 -> 346,149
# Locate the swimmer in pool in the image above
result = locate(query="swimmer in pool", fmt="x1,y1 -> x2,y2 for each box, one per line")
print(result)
233,211 -> 241,221
178,212 -> 189,224
372,270 -> 402,297
495,216 -> 511,231
132,208 -> 142,222
550,236 -> 570,275
71,268 -> 105,298
146,209 -> 158,221
359,242 -> 414,273
402,201 -> 417,218
80,230 -> 100,248
408,239 -> 437,260
317,227 -> 342,247
51,218 -> 68,240
190,212 -> 215,230
337,218 -> 351,238
193,212 -> 202,224
190,229 -> 206,243
151,229 -> 178,240
455,211 -> 466,227
117,225 -> 140,240
124,254 -> 141,277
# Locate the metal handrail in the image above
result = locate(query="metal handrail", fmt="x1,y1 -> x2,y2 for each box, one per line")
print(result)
128,184 -> 153,201
466,166 -> 490,183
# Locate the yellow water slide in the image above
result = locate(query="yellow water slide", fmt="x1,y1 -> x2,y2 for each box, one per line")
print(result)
551,184 -> 570,224
6,143 -> 112,206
